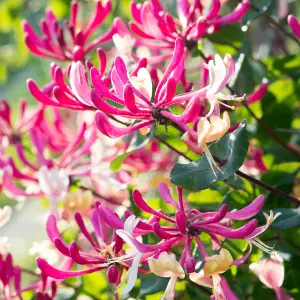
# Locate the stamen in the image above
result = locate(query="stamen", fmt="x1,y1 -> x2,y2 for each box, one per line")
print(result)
218,100 -> 235,110
203,145 -> 223,177
250,238 -> 275,255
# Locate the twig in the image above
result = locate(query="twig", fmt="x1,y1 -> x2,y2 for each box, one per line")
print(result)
250,3 -> 300,46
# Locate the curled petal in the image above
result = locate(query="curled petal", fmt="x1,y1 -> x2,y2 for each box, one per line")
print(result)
132,189 -> 176,224
36,258 -> 106,279
226,195 -> 265,220
95,111 -> 154,138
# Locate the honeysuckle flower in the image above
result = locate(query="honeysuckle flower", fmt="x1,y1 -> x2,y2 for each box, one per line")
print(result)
148,252 -> 185,300
288,15 -> 300,39
190,273 -> 238,300
245,210 -> 282,255
190,248 -> 233,299
30,240 -> 63,268
250,254 -> 293,300
129,0 -> 250,64
86,39 -> 239,138
241,143 -> 268,176
246,78 -> 268,105
181,111 -> 230,173
36,205 -> 142,298
0,119 -> 101,205
119,183 -> 272,298
38,166 -> 69,215
0,253 -> 22,299
0,206 -> 12,228
112,34 -> 136,65
22,0 -> 121,61
0,99 -> 43,147
148,252 -> 185,279
62,190 -> 93,220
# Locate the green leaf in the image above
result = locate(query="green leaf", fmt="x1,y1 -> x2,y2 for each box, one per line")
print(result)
170,121 -> 248,191
272,208 -> 300,229
241,0 -> 271,32
139,274 -> 169,296
261,162 -> 300,187
110,124 -> 155,171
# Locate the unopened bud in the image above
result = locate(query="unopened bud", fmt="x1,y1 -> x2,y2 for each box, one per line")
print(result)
184,257 -> 197,273
175,211 -> 187,235
107,265 -> 118,284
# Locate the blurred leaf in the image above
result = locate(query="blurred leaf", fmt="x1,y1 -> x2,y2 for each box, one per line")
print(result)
139,274 -> 169,297
241,0 -> 271,32
170,121 -> 248,191
110,124 -> 155,171
187,189 -> 223,205
261,162 -> 300,187
265,55 -> 300,79
272,207 -> 300,229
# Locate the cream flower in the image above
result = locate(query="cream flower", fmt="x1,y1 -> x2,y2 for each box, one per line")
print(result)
190,249 -> 233,300
203,248 -> 233,277
129,68 -> 153,101
197,111 -> 230,149
148,252 -> 185,279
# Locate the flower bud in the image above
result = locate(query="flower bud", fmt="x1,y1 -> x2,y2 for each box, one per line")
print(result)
184,257 -> 197,274
175,211 -> 187,235
107,265 -> 118,284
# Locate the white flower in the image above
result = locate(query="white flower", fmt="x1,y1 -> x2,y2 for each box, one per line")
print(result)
30,240 -> 61,267
0,237 -> 11,255
38,166 -> 69,200
148,252 -> 185,279
0,206 -> 12,228
116,215 -> 142,296
112,34 -> 135,64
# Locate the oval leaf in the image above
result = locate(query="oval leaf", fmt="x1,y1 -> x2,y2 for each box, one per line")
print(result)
170,121 -> 248,191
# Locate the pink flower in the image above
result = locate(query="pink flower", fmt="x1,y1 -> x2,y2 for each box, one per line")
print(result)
288,15 -> 300,39
0,99 -> 43,146
250,254 -> 294,300
22,0 -> 122,61
129,0 -> 250,63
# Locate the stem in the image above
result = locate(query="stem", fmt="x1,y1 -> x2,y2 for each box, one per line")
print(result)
235,170 -> 300,204
249,3 -> 300,46
80,185 -> 122,205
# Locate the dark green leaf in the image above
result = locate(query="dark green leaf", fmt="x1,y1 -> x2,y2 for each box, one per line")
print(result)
241,0 -> 271,32
272,208 -> 300,230
139,274 -> 169,296
170,121 -> 248,191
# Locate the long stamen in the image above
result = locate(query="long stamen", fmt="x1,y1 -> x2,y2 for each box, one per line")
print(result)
203,145 -> 223,177
250,238 -> 275,255
218,100 -> 235,110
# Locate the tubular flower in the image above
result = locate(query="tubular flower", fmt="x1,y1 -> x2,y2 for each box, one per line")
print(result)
27,49 -> 109,111
0,253 -> 22,299
181,111 -> 230,174
0,99 -> 43,147
113,183 -> 275,298
86,39 -> 238,138
22,0 -> 122,61
129,0 -> 250,64
190,249 -> 234,300
250,254 -> 294,300
36,206 -> 125,291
